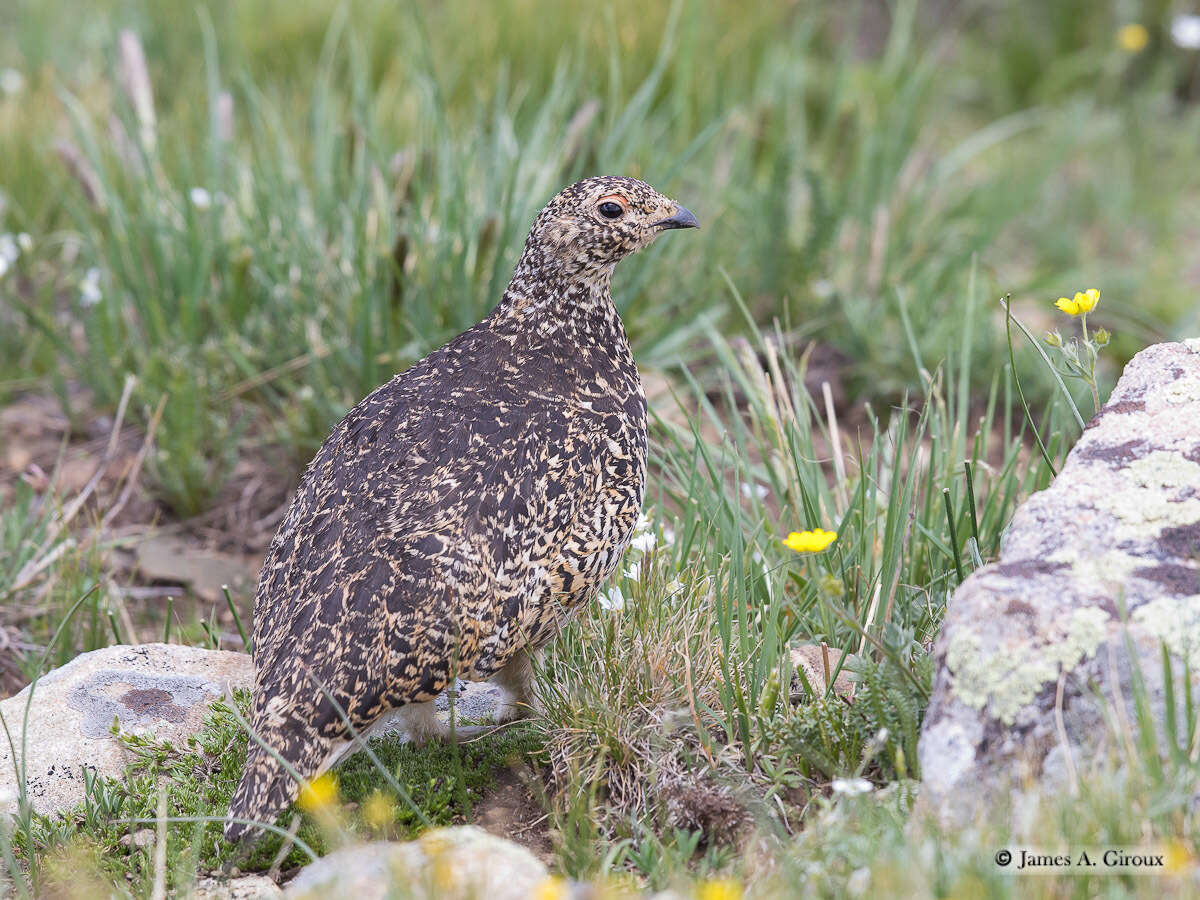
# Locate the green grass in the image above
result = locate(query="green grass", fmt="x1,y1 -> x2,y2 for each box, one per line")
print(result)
16,690 -> 544,896
2,0 -> 1200,896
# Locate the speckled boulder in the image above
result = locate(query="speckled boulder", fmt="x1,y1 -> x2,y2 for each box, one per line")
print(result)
919,340 -> 1200,823
283,827 -> 550,900
0,643 -> 252,816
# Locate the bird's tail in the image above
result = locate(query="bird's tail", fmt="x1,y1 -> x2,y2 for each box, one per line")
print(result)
224,724 -> 329,844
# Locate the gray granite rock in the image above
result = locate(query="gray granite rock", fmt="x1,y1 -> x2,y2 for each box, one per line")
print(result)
919,340 -> 1200,823
433,678 -> 500,721
0,643 -> 252,816
0,642 -> 507,819
283,827 -> 549,900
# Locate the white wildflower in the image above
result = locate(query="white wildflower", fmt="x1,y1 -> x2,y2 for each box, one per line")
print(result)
0,234 -> 18,277
664,578 -> 684,595
661,526 -> 675,547
1172,15 -> 1200,49
740,482 -> 769,500
16,233 -> 31,253
80,267 -> 102,307
0,233 -> 17,264
811,278 -> 835,299
635,511 -> 652,532
623,561 -> 641,581
598,585 -> 625,612
629,531 -> 657,554
831,777 -> 873,796
189,187 -> 212,210
0,69 -> 24,96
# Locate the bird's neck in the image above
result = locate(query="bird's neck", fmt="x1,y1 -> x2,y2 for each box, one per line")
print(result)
491,249 -> 627,353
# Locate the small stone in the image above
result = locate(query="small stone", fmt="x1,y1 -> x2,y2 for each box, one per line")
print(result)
283,826 -> 548,900
118,828 -> 155,849
193,874 -> 283,900
789,644 -> 855,700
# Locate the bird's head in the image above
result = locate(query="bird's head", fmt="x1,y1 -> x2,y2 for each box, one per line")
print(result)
521,176 -> 698,281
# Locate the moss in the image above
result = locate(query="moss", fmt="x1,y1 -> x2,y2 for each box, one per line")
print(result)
17,689 -> 545,893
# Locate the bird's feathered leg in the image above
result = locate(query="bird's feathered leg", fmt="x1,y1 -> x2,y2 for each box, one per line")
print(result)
490,646 -> 537,724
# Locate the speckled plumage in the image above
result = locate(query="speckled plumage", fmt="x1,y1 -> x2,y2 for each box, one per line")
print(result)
225,176 -> 697,841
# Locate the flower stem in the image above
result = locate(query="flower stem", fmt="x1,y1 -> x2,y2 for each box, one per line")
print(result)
1080,313 -> 1100,414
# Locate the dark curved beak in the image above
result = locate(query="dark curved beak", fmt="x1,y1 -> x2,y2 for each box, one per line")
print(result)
656,205 -> 699,230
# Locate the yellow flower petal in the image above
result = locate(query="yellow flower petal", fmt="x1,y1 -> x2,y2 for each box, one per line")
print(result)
297,772 -> 338,812
533,877 -> 570,900
696,880 -> 744,900
1117,23 -> 1149,53
1164,839 -> 1194,875
1077,287 -> 1100,313
784,528 -> 838,553
1055,296 -> 1081,316
362,790 -> 396,829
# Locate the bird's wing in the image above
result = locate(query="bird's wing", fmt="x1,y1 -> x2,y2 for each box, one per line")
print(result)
247,328 -> 563,730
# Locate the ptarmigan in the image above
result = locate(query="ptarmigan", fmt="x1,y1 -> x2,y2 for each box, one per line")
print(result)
224,176 -> 698,841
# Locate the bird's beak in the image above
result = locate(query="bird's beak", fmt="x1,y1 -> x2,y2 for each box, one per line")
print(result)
655,205 -> 699,230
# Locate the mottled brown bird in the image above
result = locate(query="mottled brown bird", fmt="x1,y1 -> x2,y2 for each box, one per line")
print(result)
224,176 -> 698,841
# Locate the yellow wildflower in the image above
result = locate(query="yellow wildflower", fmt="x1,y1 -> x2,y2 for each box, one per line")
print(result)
783,528 -> 837,553
296,772 -> 338,812
696,880 -> 743,900
1164,839 -> 1195,875
1117,23 -> 1149,53
1054,288 -> 1099,316
419,831 -> 458,892
532,876 -> 570,900
362,790 -> 396,829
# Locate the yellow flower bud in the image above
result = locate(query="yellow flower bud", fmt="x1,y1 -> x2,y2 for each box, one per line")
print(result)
1094,327 -> 1110,346
1043,330 -> 1062,348
1117,23 -> 1149,53
362,790 -> 396,829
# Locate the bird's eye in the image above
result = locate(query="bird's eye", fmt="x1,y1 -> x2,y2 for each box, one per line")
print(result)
598,201 -> 624,220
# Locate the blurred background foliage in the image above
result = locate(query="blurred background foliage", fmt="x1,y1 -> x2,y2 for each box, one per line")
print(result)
1,0 -> 1199,513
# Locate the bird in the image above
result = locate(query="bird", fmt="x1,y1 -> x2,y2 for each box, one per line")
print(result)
224,176 -> 698,841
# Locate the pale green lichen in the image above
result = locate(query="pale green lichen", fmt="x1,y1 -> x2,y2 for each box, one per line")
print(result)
1153,372 -> 1200,408
1086,451 -> 1200,530
1132,596 -> 1200,670
946,607 -> 1111,724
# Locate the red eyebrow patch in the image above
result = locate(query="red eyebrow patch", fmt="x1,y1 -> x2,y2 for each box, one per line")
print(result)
596,193 -> 629,210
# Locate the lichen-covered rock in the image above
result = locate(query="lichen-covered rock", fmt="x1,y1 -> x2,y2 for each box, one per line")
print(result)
919,340 -> 1200,823
0,643 -> 252,817
283,827 -> 550,900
